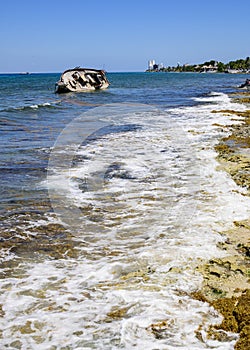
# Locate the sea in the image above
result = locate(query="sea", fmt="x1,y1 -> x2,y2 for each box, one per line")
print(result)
0,72 -> 250,350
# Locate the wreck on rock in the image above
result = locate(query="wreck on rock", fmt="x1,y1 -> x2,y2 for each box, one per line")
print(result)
55,67 -> 109,93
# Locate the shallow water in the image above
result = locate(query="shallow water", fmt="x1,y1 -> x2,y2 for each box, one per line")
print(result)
0,72 -> 249,349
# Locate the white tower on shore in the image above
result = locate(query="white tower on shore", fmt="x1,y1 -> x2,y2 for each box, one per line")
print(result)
148,60 -> 155,70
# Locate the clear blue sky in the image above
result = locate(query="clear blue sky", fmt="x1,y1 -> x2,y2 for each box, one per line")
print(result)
1,0 -> 249,72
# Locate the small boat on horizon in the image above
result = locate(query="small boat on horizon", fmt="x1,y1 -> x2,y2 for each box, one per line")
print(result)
55,67 -> 109,93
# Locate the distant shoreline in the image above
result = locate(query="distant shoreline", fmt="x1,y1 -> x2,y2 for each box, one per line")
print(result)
0,71 -> 249,76
146,57 -> 250,74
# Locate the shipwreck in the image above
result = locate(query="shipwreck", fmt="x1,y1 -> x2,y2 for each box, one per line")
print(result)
55,67 -> 109,93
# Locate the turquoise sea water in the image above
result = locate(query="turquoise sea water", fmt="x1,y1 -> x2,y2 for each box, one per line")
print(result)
0,72 -> 250,349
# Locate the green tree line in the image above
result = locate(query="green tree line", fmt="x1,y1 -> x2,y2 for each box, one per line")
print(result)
148,57 -> 250,73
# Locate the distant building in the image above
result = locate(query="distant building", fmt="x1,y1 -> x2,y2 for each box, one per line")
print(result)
147,59 -> 166,72
148,60 -> 155,70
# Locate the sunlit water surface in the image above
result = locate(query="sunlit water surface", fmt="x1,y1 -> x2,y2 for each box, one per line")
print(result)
0,72 -> 249,349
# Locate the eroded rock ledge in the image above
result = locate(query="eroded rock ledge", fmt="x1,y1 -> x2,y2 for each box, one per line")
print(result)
193,93 -> 250,349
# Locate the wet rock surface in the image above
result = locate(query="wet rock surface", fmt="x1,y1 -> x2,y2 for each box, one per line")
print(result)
194,92 -> 250,349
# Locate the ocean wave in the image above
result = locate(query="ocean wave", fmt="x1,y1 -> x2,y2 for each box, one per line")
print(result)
1,74 -> 248,349
0,102 -> 57,113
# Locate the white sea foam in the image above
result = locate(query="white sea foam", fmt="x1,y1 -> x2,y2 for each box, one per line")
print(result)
0,248 -> 16,263
2,101 -> 53,112
0,97 -> 248,349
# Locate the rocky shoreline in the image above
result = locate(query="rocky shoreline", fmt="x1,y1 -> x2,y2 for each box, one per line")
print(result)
193,91 -> 250,349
